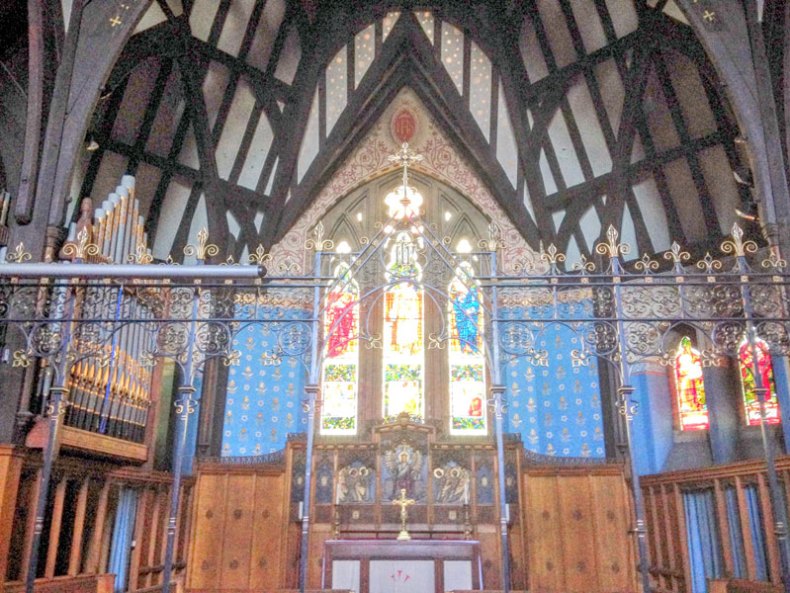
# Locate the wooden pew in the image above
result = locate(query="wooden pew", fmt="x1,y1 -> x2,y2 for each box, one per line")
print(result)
709,579 -> 783,593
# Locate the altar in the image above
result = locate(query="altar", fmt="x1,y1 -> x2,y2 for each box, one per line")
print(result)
323,540 -> 483,593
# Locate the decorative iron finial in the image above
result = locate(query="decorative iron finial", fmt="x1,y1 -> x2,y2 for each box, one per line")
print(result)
305,220 -> 334,251
127,244 -> 153,264
6,242 -> 31,263
663,242 -> 690,267
248,244 -> 272,266
595,225 -> 630,259
721,223 -> 757,258
184,228 -> 219,261
62,228 -> 102,261
540,243 -> 566,269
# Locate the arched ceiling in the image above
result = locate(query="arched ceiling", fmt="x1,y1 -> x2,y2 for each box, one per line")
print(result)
78,0 -> 756,266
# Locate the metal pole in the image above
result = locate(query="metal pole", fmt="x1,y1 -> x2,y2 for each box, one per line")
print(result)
488,246 -> 511,593
737,252 -> 790,593
0,262 -> 266,279
25,282 -> 77,593
160,284 -> 201,593
299,247 -> 323,593
608,249 -> 652,593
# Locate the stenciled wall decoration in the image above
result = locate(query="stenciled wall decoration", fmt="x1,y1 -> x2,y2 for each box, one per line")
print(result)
222,297 -> 311,456
502,297 -> 605,458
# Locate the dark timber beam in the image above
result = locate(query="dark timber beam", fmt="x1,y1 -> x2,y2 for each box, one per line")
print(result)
675,0 -> 790,255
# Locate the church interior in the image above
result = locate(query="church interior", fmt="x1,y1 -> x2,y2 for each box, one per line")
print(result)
0,1 -> 789,593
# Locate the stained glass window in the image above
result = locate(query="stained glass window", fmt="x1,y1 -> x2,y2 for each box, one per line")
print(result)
321,263 -> 359,434
383,233 -> 424,419
448,262 -> 486,434
739,338 -> 780,426
674,336 -> 708,430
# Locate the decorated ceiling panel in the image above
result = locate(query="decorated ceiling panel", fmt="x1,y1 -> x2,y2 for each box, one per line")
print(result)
77,0 -> 752,268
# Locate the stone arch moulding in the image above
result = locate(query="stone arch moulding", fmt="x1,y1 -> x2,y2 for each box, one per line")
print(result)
269,88 -> 541,276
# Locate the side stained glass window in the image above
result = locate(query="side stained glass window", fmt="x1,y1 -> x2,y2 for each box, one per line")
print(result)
674,336 -> 708,430
448,262 -> 486,434
383,233 -> 424,420
739,339 -> 780,426
321,263 -> 359,434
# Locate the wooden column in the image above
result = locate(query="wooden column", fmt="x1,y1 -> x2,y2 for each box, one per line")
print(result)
44,477 -> 68,578
128,487 -> 149,591
713,478 -> 734,577
145,486 -> 163,587
67,478 -> 90,576
0,446 -> 24,585
757,474 -> 782,583
735,476 -> 758,579
85,481 -> 111,574
19,470 -> 42,582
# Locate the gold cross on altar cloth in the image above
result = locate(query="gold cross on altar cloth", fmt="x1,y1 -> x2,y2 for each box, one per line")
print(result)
392,488 -> 415,541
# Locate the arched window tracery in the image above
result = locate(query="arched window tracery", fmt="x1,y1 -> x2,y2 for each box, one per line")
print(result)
320,261 -> 360,435
382,232 -> 425,420
739,338 -> 780,426
448,260 -> 487,434
673,335 -> 708,431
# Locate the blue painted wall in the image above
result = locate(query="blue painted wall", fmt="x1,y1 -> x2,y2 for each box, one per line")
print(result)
629,362 -> 674,475
501,300 -> 606,459
221,306 -> 310,456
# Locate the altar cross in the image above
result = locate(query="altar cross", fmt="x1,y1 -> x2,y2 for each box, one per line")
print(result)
392,488 -> 415,541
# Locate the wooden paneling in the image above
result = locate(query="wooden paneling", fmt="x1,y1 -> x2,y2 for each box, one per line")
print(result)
589,473 -> 634,591
0,446 -> 24,584
641,456 -> 790,592
522,466 -> 635,593
219,475 -> 255,589
248,474 -> 286,588
186,464 -> 288,591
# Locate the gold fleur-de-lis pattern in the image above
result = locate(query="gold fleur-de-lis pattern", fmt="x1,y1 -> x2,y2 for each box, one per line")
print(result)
221,307 -> 310,456
504,300 -> 604,458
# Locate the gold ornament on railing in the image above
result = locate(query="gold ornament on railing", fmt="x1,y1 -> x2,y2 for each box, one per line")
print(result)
427,333 -> 445,350
223,350 -> 241,367
570,348 -> 589,367
11,350 -> 31,367
478,222 -> 503,252
720,223 -> 757,258
304,220 -> 334,251
761,250 -> 788,270
595,225 -> 631,259
572,254 -> 596,274
6,242 -> 31,263
696,252 -> 723,275
183,228 -> 219,261
540,243 -> 566,268
664,242 -> 690,267
62,228 -> 102,261
634,254 -> 659,273
248,244 -> 272,266
127,244 -> 154,264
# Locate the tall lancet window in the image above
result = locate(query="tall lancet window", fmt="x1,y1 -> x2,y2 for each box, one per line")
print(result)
674,336 -> 708,430
382,232 -> 424,420
739,338 -> 780,426
321,260 -> 359,434
448,259 -> 486,434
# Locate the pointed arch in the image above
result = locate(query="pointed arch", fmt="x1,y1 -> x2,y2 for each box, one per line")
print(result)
448,260 -> 487,435
739,338 -> 780,426
673,335 -> 708,430
382,232 -> 425,420
320,261 -> 360,434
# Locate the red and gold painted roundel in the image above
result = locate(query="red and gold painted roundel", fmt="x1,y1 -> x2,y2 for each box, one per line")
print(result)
391,108 -> 417,144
